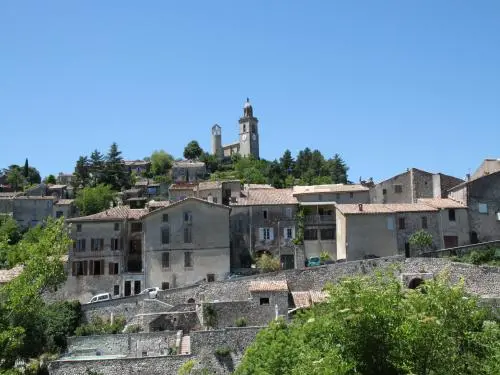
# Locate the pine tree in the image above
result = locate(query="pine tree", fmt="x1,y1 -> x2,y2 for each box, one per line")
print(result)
89,150 -> 105,186
72,156 -> 90,189
103,142 -> 129,190
23,159 -> 29,178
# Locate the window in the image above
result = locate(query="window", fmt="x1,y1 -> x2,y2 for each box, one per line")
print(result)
71,261 -> 87,276
478,203 -> 488,214
76,224 -> 82,232
260,297 -> 270,305
448,209 -> 456,221
284,207 -> 293,218
184,211 -> 192,223
382,188 -> 387,195
56,211 -> 64,218
263,209 -> 268,219
207,273 -> 215,282
387,217 -> 395,230
162,252 -> 170,269
108,262 -> 119,275
184,252 -> 193,268
304,229 -> 318,241
89,259 -> 104,276
161,227 -> 170,244
284,227 -> 294,239
394,185 -> 403,193
497,212 -> 500,221
74,239 -> 86,252
91,238 -> 104,251
111,238 -> 122,250
398,218 -> 406,230
243,124 -> 246,132
349,192 -> 354,198
114,223 -> 120,231
162,214 -> 169,223
259,227 -> 273,240
113,285 -> 120,296
421,216 -> 428,229
162,282 -> 170,290
213,197 -> 218,203
131,222 -> 143,232
320,228 -> 335,240
184,227 -> 192,243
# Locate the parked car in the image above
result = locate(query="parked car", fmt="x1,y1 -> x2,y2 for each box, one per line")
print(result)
88,293 -> 112,304
139,287 -> 162,299
306,257 -> 322,267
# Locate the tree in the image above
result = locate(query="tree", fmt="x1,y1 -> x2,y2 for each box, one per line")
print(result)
72,156 -> 91,189
236,271 -> 500,375
4,165 -> 25,191
44,175 -> 57,184
23,159 -> 29,179
279,149 -> 295,175
102,143 -> 130,190
256,254 -> 280,273
199,152 -> 220,174
74,184 -> 116,216
89,150 -> 105,187
409,229 -> 434,255
183,140 -> 203,160
327,153 -> 349,184
150,150 -> 174,176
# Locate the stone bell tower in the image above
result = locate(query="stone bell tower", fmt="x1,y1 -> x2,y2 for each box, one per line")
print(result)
238,98 -> 259,159
211,124 -> 223,160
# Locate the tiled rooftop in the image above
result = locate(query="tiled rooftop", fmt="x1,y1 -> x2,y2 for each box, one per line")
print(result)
197,181 -> 222,190
248,280 -> 289,292
336,203 -> 439,215
293,184 -> 369,195
67,206 -> 148,222
232,188 -> 298,206
55,199 -> 74,205
417,198 -> 467,209
147,200 -> 170,208
169,183 -> 197,190
48,184 -> 67,189
173,160 -> 206,168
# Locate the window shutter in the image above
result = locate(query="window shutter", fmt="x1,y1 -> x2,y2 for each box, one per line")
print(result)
269,228 -> 274,240
259,228 -> 264,240
100,260 -> 105,275
81,239 -> 86,251
83,260 -> 88,275
283,227 -> 287,238
109,262 -> 114,275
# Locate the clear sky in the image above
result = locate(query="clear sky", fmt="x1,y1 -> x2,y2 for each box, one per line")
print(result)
1,1 -> 499,182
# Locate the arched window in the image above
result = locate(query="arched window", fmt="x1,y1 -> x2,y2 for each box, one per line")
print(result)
187,298 -> 195,304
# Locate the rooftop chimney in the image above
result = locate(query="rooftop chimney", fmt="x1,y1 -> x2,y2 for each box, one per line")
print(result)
358,204 -> 363,212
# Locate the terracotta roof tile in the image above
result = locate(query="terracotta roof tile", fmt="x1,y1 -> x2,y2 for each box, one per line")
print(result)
0,265 -> 23,284
147,200 -> 170,208
293,184 -> 369,196
249,280 -> 288,292
169,183 -> 197,190
291,291 -> 312,308
67,206 -> 148,222
336,203 -> 438,215
232,188 -> 297,206
309,290 -> 329,303
55,199 -> 74,205
417,198 -> 467,209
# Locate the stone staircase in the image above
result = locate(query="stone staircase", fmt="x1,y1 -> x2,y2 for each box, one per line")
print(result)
179,335 -> 191,355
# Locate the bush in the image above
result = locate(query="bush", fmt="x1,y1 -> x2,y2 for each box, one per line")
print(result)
320,251 -> 331,263
256,254 -> 280,273
178,359 -> 196,375
215,346 -> 231,357
74,316 -> 126,336
234,317 -> 247,327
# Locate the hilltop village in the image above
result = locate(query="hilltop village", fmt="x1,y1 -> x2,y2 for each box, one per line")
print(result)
1,99 -> 500,374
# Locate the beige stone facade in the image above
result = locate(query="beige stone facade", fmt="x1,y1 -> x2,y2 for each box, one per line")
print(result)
171,161 -> 207,182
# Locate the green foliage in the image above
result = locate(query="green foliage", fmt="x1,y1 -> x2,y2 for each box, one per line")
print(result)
319,251 -> 331,262
0,218 -> 74,369
102,142 -> 130,190
256,254 -> 280,273
202,305 -> 217,328
183,140 -> 203,160
214,346 -> 231,356
44,174 -> 57,184
293,209 -> 305,245
2,164 -> 41,191
234,317 -> 247,327
409,230 -> 434,255
74,184 -> 116,216
150,150 -> 174,176
123,324 -> 142,333
452,247 -> 500,267
74,316 -> 126,336
178,359 -> 196,375
236,270 -> 500,375
199,152 -> 221,174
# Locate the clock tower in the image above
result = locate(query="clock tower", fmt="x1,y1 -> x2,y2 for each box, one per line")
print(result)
239,98 -> 259,159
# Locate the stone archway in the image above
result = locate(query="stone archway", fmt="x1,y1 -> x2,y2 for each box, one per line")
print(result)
187,298 -> 195,304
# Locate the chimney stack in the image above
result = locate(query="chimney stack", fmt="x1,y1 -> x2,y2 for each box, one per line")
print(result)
358,204 -> 363,212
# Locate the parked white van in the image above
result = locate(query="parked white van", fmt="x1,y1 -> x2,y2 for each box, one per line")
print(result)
88,293 -> 112,304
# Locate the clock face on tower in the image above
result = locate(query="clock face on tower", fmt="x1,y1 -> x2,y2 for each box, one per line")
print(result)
242,134 -> 247,142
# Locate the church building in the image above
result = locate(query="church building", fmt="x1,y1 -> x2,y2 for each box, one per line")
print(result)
211,98 -> 260,159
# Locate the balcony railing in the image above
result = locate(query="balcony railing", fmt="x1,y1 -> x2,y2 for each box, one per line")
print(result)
304,214 -> 335,224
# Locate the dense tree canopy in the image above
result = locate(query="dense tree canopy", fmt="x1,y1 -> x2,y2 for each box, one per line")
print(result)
236,271 -> 500,375
1,163 -> 41,191
183,140 -> 203,160
74,184 -> 116,216
150,150 -> 174,176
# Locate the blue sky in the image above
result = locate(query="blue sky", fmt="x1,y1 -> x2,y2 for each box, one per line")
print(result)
1,1 -> 499,182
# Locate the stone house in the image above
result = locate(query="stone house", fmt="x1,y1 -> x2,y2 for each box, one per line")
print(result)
470,159 -> 500,180
196,180 -> 242,205
371,168 -> 463,204
12,196 -> 57,228
168,183 -> 197,201
336,203 -> 441,260
448,170 -> 500,243
143,197 -> 231,289
66,206 -> 149,302
230,187 -> 299,270
125,160 -> 151,175
56,173 -> 74,186
47,184 -> 70,200
292,184 -> 370,262
53,199 -> 78,219
171,160 -> 207,182
417,198 -> 469,248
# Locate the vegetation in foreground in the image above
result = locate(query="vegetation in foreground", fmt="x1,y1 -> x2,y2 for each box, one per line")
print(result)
451,247 -> 500,267
235,270 -> 500,375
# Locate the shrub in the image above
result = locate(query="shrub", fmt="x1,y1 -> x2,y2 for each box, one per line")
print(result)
203,304 -> 217,328
256,254 -> 280,273
178,359 -> 196,375
234,317 -> 247,327
215,346 -> 231,357
123,324 -> 142,333
74,316 -> 126,336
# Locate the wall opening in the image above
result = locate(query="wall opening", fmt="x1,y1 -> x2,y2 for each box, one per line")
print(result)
187,298 -> 195,304
260,297 -> 270,305
408,278 -> 424,290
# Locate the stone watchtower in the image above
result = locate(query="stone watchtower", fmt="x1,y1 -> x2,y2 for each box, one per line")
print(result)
211,124 -> 223,159
239,98 -> 259,159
